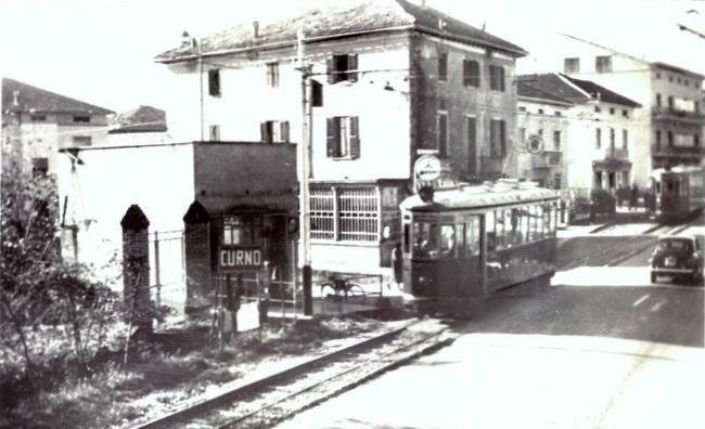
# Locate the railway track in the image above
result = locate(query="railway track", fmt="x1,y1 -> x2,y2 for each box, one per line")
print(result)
128,321 -> 454,429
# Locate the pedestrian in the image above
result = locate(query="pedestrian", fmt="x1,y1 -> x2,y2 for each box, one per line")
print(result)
629,183 -> 639,211
391,242 -> 403,289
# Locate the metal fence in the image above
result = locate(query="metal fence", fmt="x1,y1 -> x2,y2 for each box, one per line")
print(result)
147,229 -> 186,314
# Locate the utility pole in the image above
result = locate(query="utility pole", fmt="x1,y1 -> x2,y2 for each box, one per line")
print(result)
297,29 -> 313,316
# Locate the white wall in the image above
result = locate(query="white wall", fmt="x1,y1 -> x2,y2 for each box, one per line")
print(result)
161,34 -> 412,182
56,143 -> 195,283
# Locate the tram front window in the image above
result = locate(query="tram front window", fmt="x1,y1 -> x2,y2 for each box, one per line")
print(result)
440,224 -> 455,257
413,221 -> 438,259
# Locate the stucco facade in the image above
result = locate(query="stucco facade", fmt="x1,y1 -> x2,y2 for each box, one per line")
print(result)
556,37 -> 705,169
155,0 -> 526,276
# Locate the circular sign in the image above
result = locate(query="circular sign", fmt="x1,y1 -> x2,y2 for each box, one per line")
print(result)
526,134 -> 543,154
414,155 -> 442,181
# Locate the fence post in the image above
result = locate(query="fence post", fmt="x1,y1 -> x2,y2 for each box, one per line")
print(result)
121,204 -> 152,336
183,200 -> 211,316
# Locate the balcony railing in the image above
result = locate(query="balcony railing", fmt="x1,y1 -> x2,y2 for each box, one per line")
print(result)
652,144 -> 705,157
531,150 -> 562,169
652,107 -> 705,124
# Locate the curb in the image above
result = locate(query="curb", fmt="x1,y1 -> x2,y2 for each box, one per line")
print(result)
127,320 -> 419,429
588,221 -> 617,234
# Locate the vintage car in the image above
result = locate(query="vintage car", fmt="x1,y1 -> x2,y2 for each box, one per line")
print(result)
650,235 -> 703,285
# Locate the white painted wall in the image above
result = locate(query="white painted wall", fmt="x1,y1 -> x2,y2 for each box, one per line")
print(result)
56,143 -> 195,285
161,37 -> 412,182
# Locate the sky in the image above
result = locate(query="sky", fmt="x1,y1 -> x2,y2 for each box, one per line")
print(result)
2,0 -> 705,113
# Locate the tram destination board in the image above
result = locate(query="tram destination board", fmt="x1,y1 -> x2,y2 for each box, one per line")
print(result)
219,245 -> 263,272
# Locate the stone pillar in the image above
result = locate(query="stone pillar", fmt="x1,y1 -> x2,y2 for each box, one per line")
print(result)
121,204 -> 152,335
183,200 -> 211,315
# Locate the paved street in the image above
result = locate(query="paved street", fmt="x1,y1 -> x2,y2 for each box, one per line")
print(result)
276,216 -> 705,429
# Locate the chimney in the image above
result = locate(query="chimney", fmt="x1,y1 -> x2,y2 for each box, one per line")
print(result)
253,21 -> 260,38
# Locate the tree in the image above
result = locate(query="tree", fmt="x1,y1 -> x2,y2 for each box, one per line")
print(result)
1,162 -> 117,389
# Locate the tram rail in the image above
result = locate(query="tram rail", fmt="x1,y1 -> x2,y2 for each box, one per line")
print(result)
127,320 -> 453,429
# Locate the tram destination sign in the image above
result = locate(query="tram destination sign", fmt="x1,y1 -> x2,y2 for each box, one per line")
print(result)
219,245 -> 263,272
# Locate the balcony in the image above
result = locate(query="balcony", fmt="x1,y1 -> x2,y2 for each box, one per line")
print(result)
606,147 -> 628,159
652,107 -> 705,125
652,144 -> 705,159
531,150 -> 562,169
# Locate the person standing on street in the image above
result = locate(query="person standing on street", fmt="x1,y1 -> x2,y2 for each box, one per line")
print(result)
391,242 -> 403,289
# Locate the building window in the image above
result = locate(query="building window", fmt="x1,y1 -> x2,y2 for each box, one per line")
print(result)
209,124 -> 220,141
31,157 -> 48,176
656,72 -> 661,79
609,128 -> 615,150
310,185 -> 379,242
555,111 -> 562,117
490,119 -> 506,158
668,96 -> 674,109
596,128 -> 602,149
438,52 -> 448,81
266,62 -> 279,88
463,59 -> 480,87
667,130 -> 674,147
208,69 -> 221,96
622,109 -> 628,117
609,107 -> 615,115
437,112 -> 448,157
328,53 -> 358,83
72,136 -> 92,146
518,106 -> 526,112
553,130 -> 561,150
668,75 -> 673,82
622,129 -> 628,149
594,106 -> 601,113
655,130 -> 662,149
261,120 -> 290,144
656,93 -> 662,107
31,114 -> 46,122
327,116 -> 359,158
73,115 -> 90,123
538,109 -> 544,115
489,65 -> 505,91
553,173 -> 562,189
595,55 -> 612,73
519,127 -> 526,144
564,57 -> 580,74
695,134 -> 700,146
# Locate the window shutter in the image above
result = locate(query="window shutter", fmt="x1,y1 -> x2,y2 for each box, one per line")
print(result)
499,120 -> 506,156
311,79 -> 323,107
327,56 -> 335,84
473,61 -> 480,87
463,60 -> 470,86
349,116 -> 360,159
348,54 -> 358,82
260,122 -> 272,144
281,121 -> 290,143
490,119 -> 497,157
326,117 -> 337,157
499,67 -> 506,92
208,69 -> 221,96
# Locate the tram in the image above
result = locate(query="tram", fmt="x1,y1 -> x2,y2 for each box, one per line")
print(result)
649,165 -> 705,223
399,180 -> 560,303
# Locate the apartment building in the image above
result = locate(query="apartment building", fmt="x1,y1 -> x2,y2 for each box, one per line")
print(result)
517,73 -> 642,193
155,0 -> 526,276
558,36 -> 705,169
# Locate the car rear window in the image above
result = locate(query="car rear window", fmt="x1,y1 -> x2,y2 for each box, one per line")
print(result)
658,240 -> 691,251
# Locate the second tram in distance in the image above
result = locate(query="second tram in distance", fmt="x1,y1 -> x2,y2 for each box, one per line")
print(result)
399,180 -> 560,304
649,165 -> 705,223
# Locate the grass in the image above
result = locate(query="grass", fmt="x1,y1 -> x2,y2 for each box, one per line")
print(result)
0,315 -> 383,429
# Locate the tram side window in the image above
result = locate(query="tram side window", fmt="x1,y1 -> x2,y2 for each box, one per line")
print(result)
486,211 -> 497,252
508,208 -> 523,246
440,224 -> 456,258
457,223 -> 466,258
528,205 -> 538,241
465,217 -> 480,255
413,221 -> 438,258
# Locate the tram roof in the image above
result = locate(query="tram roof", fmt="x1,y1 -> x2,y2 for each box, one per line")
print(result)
400,183 -> 559,212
